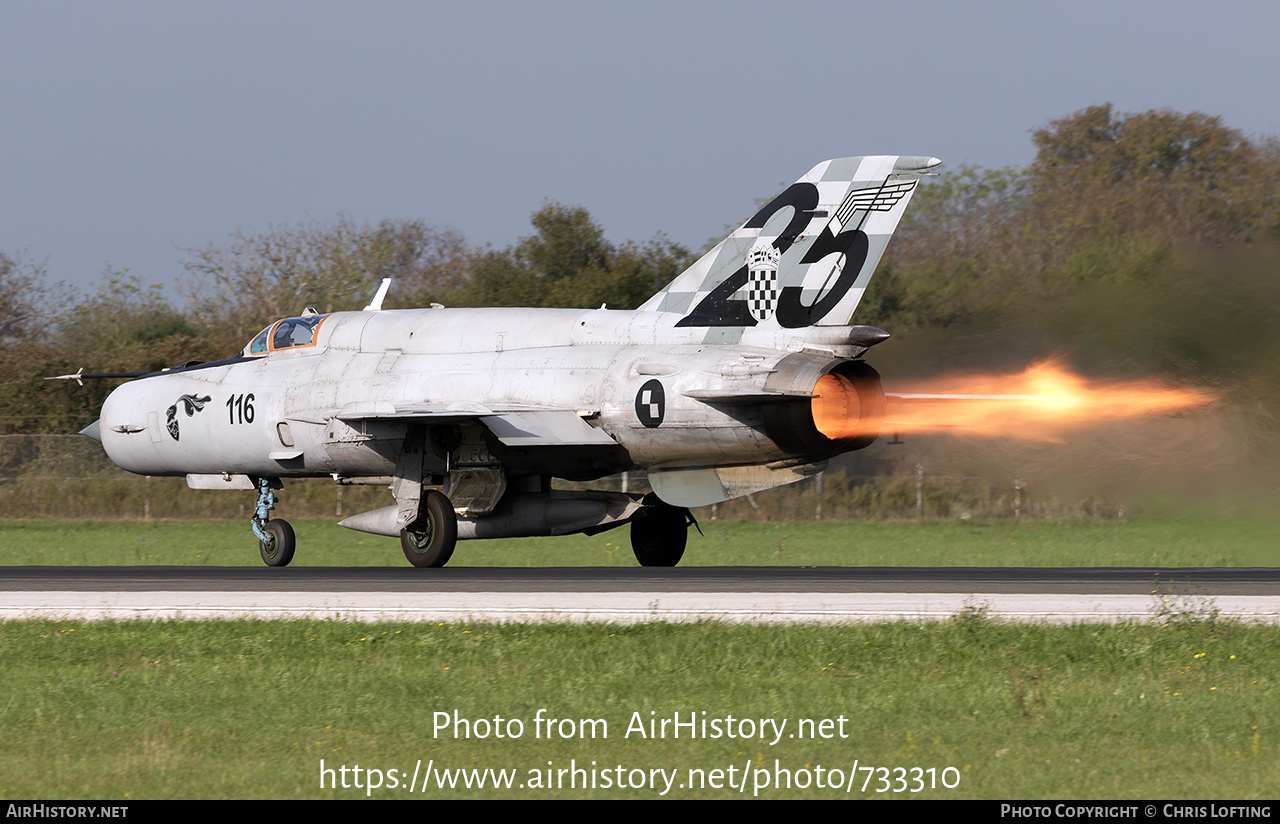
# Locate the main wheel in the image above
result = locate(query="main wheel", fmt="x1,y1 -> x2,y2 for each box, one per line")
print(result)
259,518 -> 296,567
630,502 -> 688,567
400,490 -> 459,568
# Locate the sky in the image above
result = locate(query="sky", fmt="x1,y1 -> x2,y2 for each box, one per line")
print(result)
4,0 -> 1280,298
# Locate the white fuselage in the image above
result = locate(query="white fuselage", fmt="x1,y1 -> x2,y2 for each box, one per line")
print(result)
97,306 -> 865,482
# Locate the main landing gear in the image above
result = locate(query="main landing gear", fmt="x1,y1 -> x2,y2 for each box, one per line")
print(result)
630,494 -> 698,567
400,489 -> 459,568
251,478 -> 295,567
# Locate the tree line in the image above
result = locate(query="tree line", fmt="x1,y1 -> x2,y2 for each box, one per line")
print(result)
5,103 -> 1280,503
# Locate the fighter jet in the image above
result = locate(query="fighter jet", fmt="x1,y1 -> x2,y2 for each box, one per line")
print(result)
72,155 -> 941,567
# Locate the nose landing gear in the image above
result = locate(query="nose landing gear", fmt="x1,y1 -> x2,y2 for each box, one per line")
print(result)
250,478 -> 295,567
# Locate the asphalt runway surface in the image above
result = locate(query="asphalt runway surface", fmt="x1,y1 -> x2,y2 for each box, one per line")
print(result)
4,566 -> 1279,623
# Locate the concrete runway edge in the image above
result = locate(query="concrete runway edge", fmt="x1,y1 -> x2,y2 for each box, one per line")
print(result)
5,590 -> 1280,624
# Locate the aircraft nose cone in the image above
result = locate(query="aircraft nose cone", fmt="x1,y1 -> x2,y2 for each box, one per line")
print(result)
80,419 -> 102,442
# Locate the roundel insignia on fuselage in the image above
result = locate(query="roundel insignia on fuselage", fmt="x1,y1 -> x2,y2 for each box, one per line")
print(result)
635,379 -> 665,428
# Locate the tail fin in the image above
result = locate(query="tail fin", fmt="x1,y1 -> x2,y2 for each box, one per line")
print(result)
640,155 -> 940,329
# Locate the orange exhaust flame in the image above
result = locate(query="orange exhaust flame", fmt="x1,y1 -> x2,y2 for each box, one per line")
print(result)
812,372 -> 867,440
883,360 -> 1217,441
815,359 -> 1218,443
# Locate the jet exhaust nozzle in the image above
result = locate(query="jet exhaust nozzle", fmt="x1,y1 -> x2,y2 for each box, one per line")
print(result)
761,355 -> 885,456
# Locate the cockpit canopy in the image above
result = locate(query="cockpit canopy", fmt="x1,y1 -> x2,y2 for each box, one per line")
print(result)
244,314 -> 330,357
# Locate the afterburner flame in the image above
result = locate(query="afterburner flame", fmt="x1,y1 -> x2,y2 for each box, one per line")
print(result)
881,359 -> 1218,442
812,372 -> 865,440
811,359 -> 1218,443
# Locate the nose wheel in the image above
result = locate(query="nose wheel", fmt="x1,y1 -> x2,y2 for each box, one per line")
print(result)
249,478 -> 294,567
258,519 -> 296,567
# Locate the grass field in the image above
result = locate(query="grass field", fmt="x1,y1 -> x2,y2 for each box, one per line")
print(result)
0,617 -> 1274,799
2,515 -> 1275,800
2,514 -> 1277,567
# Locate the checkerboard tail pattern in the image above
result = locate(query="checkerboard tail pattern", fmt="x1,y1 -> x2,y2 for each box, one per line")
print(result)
636,156 -> 941,334
746,243 -> 781,321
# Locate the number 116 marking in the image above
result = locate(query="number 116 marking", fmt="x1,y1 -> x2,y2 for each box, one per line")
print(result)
226,393 -> 256,425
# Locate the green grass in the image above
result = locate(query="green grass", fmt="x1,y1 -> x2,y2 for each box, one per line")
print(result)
3,516 -> 1275,799
1,515 -> 1276,567
0,618 -> 1274,799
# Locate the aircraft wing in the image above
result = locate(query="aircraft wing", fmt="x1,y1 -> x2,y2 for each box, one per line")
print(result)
480,410 -> 618,447
326,403 -> 619,447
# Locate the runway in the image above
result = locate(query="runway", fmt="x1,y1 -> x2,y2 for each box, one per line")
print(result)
4,566 -> 1279,623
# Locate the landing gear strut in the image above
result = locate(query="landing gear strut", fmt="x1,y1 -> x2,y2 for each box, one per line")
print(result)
251,478 -> 295,567
630,494 -> 696,567
400,489 -> 459,568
